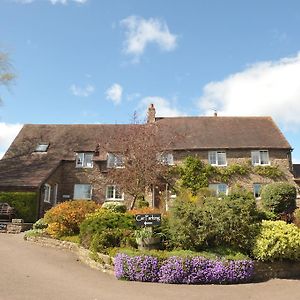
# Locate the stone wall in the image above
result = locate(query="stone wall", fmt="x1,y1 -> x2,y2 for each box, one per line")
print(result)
41,148 -> 295,212
174,148 -> 295,191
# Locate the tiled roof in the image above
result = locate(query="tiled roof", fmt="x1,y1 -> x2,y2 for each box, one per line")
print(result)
0,116 -> 291,187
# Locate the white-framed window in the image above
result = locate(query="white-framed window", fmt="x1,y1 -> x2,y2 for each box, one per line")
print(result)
53,183 -> 58,205
209,183 -> 228,196
73,184 -> 92,200
35,143 -> 49,153
251,150 -> 270,166
253,183 -> 262,198
44,184 -> 51,203
107,153 -> 124,168
208,151 -> 227,166
75,153 -> 93,168
106,185 -> 124,201
158,153 -> 174,165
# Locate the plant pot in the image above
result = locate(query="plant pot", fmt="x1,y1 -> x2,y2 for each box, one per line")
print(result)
136,237 -> 161,250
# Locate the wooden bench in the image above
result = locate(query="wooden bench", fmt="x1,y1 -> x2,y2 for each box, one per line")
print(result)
0,203 -> 15,221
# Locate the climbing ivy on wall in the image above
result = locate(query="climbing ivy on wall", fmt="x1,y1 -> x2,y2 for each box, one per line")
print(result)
177,156 -> 285,195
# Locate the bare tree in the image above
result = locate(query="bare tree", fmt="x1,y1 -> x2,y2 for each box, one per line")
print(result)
0,51 -> 15,105
107,123 -> 174,209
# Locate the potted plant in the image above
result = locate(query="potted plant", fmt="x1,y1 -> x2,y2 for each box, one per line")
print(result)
134,227 -> 161,250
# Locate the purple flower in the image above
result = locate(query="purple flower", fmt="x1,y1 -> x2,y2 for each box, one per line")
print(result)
115,253 -> 254,284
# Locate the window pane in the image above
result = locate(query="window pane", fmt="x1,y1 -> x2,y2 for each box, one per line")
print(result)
84,153 -> 93,168
74,184 -> 91,199
218,184 -> 228,195
115,155 -> 124,167
106,186 -> 114,199
251,151 -> 260,165
208,152 -> 217,165
208,184 -> 218,196
35,144 -> 49,152
260,151 -> 269,165
217,152 -> 226,165
253,184 -> 261,198
115,187 -> 123,199
76,153 -> 84,167
107,153 -> 115,168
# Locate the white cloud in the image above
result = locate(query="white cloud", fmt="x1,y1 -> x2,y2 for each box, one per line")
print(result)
120,16 -> 177,60
140,96 -> 185,117
70,84 -> 95,97
0,123 -> 23,159
198,53 -> 300,128
105,83 -> 123,105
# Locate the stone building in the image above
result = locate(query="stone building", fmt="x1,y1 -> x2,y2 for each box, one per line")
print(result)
0,104 -> 296,219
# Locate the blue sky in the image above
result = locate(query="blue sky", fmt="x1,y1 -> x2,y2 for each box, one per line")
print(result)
0,0 -> 300,162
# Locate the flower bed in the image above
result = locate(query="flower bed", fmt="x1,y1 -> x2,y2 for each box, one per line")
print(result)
114,253 -> 254,284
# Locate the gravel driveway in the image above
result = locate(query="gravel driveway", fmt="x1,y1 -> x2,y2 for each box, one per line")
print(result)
0,233 -> 299,300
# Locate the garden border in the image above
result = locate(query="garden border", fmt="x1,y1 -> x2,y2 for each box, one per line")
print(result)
24,235 -> 300,283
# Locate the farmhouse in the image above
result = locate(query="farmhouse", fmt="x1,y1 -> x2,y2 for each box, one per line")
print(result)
0,104 -> 296,219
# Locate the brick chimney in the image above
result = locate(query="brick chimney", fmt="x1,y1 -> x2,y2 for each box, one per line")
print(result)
147,103 -> 156,123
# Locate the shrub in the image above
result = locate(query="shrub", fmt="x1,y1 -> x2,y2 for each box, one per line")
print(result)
261,182 -> 296,215
33,218 -> 48,230
128,207 -> 161,215
0,192 -> 37,222
79,209 -> 136,250
89,229 -> 136,254
114,253 -> 254,284
44,200 -> 100,238
167,189 -> 260,253
101,201 -> 127,213
252,220 -> 300,261
294,208 -> 300,228
135,198 -> 150,208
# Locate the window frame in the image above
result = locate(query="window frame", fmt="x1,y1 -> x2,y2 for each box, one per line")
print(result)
35,143 -> 49,153
73,184 -> 92,200
209,183 -> 228,196
208,151 -> 227,166
253,183 -> 262,199
105,185 -> 124,201
251,150 -> 270,166
43,184 -> 51,203
107,153 -> 125,168
158,153 -> 174,165
75,152 -> 94,168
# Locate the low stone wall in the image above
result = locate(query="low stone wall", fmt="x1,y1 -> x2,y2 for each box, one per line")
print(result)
0,221 -> 32,234
254,261 -> 300,281
25,235 -> 300,282
25,235 -> 114,275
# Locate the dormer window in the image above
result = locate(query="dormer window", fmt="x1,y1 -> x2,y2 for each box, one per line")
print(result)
76,153 -> 93,168
251,150 -> 269,166
208,151 -> 227,166
35,143 -> 49,153
107,153 -> 124,168
158,153 -> 174,165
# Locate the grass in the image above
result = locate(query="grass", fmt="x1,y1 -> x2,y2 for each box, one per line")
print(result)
109,246 -> 250,261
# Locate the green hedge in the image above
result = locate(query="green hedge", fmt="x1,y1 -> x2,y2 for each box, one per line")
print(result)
0,192 -> 38,222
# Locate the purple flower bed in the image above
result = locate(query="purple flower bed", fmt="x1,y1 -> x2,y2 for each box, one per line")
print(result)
115,253 -> 159,282
114,253 -> 254,284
